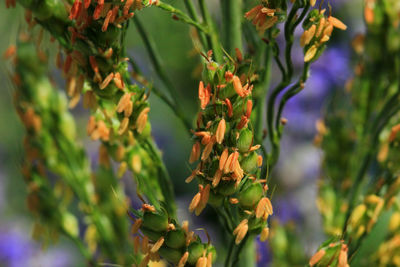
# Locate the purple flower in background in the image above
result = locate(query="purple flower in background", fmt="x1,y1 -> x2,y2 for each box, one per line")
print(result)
257,237 -> 272,267
0,227 -> 33,267
273,197 -> 303,224
0,224 -> 75,267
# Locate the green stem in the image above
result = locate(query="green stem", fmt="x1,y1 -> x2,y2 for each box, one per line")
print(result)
342,90 -> 400,234
129,57 -> 192,133
183,0 -> 208,49
275,63 -> 310,132
144,139 -> 177,218
156,1 -> 209,33
221,0 -> 243,54
198,0 -> 223,62
225,238 -> 236,267
133,16 -> 192,131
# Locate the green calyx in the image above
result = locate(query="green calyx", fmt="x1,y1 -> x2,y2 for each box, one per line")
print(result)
165,229 -> 186,249
239,183 -> 263,209
142,209 -> 169,232
240,152 -> 259,174
237,128 -> 253,153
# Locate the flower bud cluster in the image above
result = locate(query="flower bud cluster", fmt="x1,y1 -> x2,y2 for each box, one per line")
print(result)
244,1 -> 280,34
301,8 -> 347,62
373,202 -> 400,266
187,56 -> 272,244
15,0 -> 169,203
309,240 -> 349,267
131,204 -> 216,266
348,194 -> 385,238
10,36 -> 134,263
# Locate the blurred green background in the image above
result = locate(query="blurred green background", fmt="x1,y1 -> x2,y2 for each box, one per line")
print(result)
0,0 -> 365,266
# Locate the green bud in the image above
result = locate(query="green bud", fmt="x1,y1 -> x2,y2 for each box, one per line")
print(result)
237,128 -> 253,153
140,227 -> 163,242
62,212 -> 79,238
219,83 -> 236,99
188,242 -> 205,265
165,229 -> 186,249
142,210 -> 169,232
158,246 -> 183,264
239,183 -> 263,209
240,152 -> 259,174
217,180 -> 237,196
232,99 -> 246,119
208,191 -> 224,206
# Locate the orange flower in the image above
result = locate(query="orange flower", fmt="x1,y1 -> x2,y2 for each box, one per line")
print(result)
189,141 -> 201,163
232,75 -> 245,97
224,98 -> 233,117
246,100 -> 253,118
199,81 -> 211,109
309,249 -> 326,266
216,119 -> 226,144
233,219 -> 248,244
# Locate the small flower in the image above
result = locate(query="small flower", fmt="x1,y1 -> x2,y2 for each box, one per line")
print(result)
216,119 -> 226,144
304,45 -> 318,62
190,141 -> 201,163
99,73 -> 114,89
219,148 -> 229,170
136,107 -> 150,133
233,219 -> 249,244
309,249 -> 326,266
328,16 -> 347,30
150,237 -> 164,253
232,75 -> 245,97
338,244 -> 348,267
199,81 -> 211,109
131,218 -> 143,234
300,24 -> 317,47
260,227 -> 269,242
178,251 -> 189,267
224,98 -> 233,117
255,197 -> 273,219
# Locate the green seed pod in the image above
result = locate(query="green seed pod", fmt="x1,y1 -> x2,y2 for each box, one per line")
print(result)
142,209 -> 169,232
240,152 -> 259,174
232,99 -> 246,119
92,84 -> 119,99
165,229 -> 186,249
238,183 -> 263,209
217,180 -> 237,196
140,227 -> 163,242
187,242 -> 205,265
158,246 -> 183,264
237,128 -> 253,153
207,191 -> 224,207
219,83 -> 236,99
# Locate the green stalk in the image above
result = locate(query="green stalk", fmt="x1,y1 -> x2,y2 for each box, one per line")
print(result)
156,1 -> 209,33
221,0 -> 243,54
133,15 -> 192,131
129,56 -> 192,135
198,0 -> 223,62
183,0 -> 208,49
144,139 -> 177,218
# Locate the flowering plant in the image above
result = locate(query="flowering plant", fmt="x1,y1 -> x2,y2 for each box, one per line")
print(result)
3,0 -> 400,266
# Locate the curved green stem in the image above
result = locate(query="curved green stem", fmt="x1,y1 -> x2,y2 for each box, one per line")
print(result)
156,1 -> 209,33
